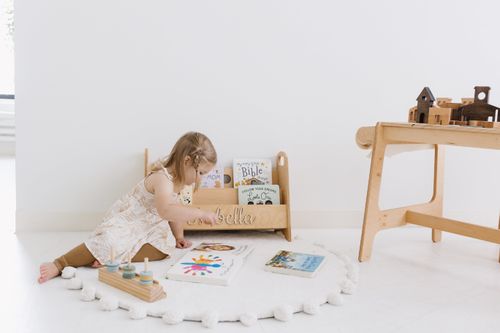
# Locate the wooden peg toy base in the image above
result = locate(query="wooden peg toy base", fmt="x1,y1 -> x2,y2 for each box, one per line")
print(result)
98,267 -> 166,302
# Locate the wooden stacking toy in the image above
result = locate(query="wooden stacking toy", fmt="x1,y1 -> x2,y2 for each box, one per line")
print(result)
105,247 -> 120,272
98,252 -> 166,302
139,257 -> 153,285
122,252 -> 136,279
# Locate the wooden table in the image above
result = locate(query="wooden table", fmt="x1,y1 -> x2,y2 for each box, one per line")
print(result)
356,122 -> 500,262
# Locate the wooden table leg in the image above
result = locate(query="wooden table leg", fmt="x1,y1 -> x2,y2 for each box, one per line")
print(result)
359,124 -> 387,262
357,122 -> 500,263
431,144 -> 445,243
359,130 -> 447,261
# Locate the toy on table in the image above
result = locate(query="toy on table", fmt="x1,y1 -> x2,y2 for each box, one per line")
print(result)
139,257 -> 153,285
408,86 -> 500,128
105,247 -> 120,272
122,252 -> 136,279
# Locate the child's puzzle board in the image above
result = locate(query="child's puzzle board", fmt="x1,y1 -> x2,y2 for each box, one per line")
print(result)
144,150 -> 292,241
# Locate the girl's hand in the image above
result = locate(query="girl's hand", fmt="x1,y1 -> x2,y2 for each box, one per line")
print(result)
200,210 -> 217,226
175,238 -> 192,249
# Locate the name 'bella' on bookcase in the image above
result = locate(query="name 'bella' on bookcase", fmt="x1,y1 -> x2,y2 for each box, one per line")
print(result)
187,207 -> 256,226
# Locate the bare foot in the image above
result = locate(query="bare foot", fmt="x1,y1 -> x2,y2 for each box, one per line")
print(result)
91,260 -> 103,268
38,262 -> 60,284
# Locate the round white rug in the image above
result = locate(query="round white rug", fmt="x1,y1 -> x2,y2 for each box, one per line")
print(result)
63,231 -> 358,327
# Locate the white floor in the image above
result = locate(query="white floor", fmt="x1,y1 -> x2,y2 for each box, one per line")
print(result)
3,157 -> 500,333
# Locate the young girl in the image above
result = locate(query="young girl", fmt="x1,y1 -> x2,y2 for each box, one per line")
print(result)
38,132 -> 218,283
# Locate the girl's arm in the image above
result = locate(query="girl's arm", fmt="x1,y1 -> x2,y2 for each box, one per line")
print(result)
168,220 -> 184,240
168,221 -> 191,248
149,173 -> 216,225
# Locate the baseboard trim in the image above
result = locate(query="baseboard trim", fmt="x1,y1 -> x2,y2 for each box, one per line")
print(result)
16,211 -> 104,232
16,209 -> 496,232
292,210 -> 364,228
0,141 -> 15,156
16,210 -> 365,232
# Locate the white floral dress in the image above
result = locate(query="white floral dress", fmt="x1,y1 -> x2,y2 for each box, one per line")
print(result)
85,169 -> 182,264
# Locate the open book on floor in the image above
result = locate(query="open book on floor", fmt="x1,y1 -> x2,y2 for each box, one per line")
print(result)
264,250 -> 326,278
166,242 -> 254,286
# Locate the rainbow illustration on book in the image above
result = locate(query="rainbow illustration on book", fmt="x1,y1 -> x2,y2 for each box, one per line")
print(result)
181,254 -> 223,276
167,244 -> 251,285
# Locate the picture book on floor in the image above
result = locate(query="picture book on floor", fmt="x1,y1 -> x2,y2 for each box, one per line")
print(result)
233,158 -> 272,188
166,242 -> 254,286
191,242 -> 254,258
200,164 -> 224,188
264,250 -> 326,278
238,184 -> 280,205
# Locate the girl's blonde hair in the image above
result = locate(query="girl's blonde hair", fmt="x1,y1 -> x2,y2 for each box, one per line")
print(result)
151,132 -> 217,189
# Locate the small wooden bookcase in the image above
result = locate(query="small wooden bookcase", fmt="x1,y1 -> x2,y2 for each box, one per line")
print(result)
356,122 -> 500,262
144,150 -> 292,241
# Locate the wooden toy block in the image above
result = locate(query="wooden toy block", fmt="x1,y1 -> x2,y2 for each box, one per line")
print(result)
437,97 -> 452,104
98,267 -> 166,302
428,107 -> 452,125
415,87 -> 436,123
450,120 -> 468,126
437,98 -> 463,109
479,121 -> 500,128
408,106 -> 417,122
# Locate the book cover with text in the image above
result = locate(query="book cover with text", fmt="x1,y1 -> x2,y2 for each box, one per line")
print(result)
264,250 -> 326,278
233,159 -> 272,188
200,164 -> 224,188
238,185 -> 280,205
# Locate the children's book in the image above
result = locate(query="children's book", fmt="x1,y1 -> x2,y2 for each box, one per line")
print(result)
233,159 -> 272,188
200,164 -> 224,189
264,250 -> 326,278
238,185 -> 280,205
192,242 -> 254,258
166,242 -> 254,286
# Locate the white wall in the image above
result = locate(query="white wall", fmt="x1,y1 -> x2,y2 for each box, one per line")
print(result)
16,0 -> 500,231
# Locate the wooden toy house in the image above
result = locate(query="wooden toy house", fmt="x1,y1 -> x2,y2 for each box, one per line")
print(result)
408,86 -> 500,128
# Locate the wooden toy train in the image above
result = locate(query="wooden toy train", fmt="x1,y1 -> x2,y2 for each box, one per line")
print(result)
408,86 -> 500,128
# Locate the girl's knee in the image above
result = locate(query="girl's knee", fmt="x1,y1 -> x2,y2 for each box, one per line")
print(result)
132,243 -> 169,262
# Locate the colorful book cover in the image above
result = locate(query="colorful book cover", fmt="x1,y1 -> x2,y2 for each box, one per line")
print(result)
238,185 -> 280,205
264,250 -> 326,278
200,164 -> 224,189
166,242 -> 254,286
233,159 -> 272,188
192,242 -> 254,258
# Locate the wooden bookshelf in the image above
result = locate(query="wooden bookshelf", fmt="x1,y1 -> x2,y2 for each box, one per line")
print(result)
144,150 -> 292,241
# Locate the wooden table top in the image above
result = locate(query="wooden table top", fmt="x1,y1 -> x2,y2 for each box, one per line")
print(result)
356,122 -> 500,150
